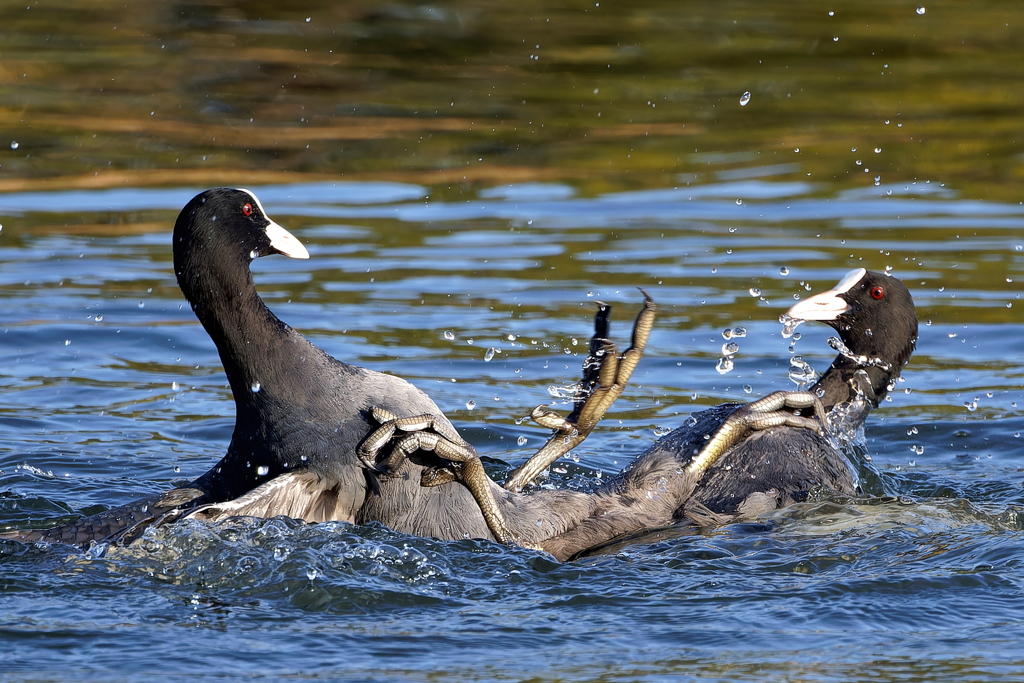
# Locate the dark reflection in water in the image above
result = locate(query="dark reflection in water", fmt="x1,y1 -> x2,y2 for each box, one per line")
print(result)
1,0 -> 1024,681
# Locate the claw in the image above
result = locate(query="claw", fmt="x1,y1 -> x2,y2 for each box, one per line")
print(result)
686,390 -> 829,477
503,290 -> 656,492
530,405 -> 572,432
357,407 -> 519,547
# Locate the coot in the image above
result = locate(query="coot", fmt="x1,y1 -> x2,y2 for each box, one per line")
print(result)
6,188 -> 585,546
2,190 -> 916,561
533,268 -> 918,559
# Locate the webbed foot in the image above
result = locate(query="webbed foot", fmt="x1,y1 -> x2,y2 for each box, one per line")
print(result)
358,407 -> 475,474
686,390 -> 827,477
503,290 -> 656,492
358,407 -> 519,546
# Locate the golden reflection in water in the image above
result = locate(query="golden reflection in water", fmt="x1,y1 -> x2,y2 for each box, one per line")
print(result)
1,0 -> 1023,201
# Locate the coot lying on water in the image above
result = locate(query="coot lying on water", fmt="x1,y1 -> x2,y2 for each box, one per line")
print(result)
529,266 -> 918,559
2,189 -> 917,560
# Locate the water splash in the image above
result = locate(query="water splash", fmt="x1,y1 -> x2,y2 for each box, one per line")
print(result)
828,336 -> 892,370
788,356 -> 820,388
779,313 -> 805,339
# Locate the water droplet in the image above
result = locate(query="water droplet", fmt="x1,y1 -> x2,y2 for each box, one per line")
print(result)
833,36 -> 839,42
306,567 -> 318,580
735,198 -> 743,205
748,287 -> 761,297
874,147 -> 882,153
64,339 -> 71,346
443,330 -> 455,341
517,436 -> 528,446
716,356 -> 734,374
249,249 -> 259,259
779,314 -> 804,338
779,266 -> 789,276
95,315 -> 103,321
138,301 -> 145,308
739,91 -> 751,106
467,338 -> 474,345
256,465 -> 269,476
916,6 -> 926,14
466,400 -> 477,410
788,356 -> 820,388
721,342 -> 740,356
172,381 -> 180,391
484,347 -> 497,362
743,385 -> 753,394
10,141 -> 18,150
251,381 -> 261,392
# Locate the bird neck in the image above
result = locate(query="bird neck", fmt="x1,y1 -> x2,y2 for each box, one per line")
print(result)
180,255 -> 321,423
813,357 -> 894,409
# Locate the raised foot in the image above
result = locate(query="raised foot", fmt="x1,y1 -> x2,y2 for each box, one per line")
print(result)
503,290 -> 657,493
357,406 -> 519,546
686,390 -> 828,477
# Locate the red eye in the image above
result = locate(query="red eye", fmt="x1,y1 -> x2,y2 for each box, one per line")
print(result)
870,286 -> 885,300
242,203 -> 254,217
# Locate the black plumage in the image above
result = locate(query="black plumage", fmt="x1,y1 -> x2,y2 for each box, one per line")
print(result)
3,190 -> 917,562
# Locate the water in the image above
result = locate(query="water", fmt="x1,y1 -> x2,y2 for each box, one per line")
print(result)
2,1 -> 1024,680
